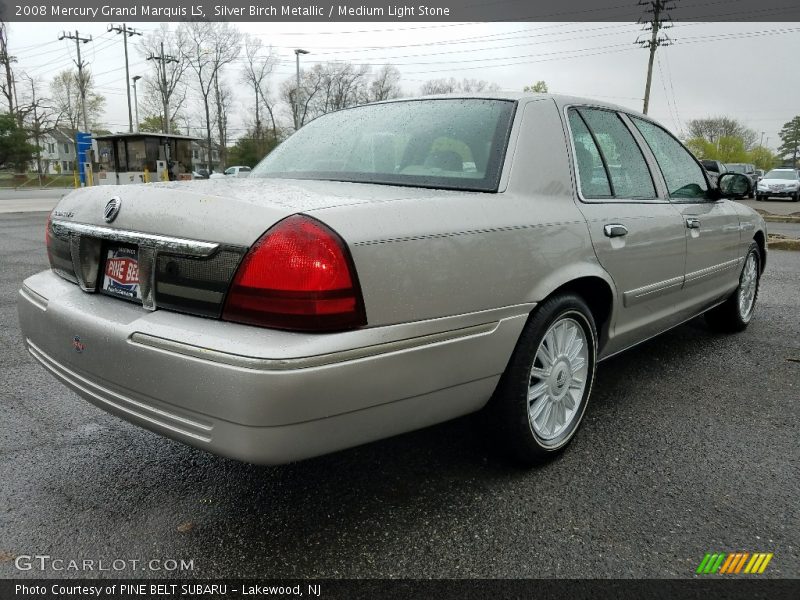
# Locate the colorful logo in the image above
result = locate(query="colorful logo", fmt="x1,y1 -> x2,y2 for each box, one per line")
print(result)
104,247 -> 140,299
696,552 -> 773,575
72,336 -> 85,353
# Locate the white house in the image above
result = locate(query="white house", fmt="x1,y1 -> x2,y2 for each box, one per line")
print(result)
32,130 -> 77,175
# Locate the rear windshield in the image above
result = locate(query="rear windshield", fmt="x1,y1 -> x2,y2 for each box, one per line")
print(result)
727,163 -> 752,173
764,170 -> 797,180
251,99 -> 516,192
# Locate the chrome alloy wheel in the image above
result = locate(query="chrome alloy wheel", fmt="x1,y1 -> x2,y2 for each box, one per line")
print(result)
527,316 -> 589,442
737,251 -> 758,321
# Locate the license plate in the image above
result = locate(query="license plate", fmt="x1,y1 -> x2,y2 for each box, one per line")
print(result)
101,246 -> 141,302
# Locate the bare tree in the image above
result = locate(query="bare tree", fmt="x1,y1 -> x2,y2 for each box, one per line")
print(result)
283,62 -> 370,128
241,34 -> 279,146
369,65 -> 402,102
139,25 -> 188,133
420,77 -> 500,95
0,21 -> 16,116
213,72 -> 233,167
50,69 -> 105,136
686,117 -> 758,150
18,73 -> 60,182
178,21 -> 241,173
281,64 -> 325,129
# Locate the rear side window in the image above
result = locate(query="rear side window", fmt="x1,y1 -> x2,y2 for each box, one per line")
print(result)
632,117 -> 708,199
568,108 -> 656,200
568,110 -> 612,198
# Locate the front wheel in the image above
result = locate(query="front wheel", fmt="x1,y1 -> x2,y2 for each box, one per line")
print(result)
487,294 -> 597,464
705,242 -> 761,333
793,192 -> 800,202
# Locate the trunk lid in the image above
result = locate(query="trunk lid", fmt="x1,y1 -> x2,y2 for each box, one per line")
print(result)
54,178 -> 435,246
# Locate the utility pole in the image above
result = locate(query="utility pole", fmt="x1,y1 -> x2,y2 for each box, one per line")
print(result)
58,30 -> 93,131
28,78 -> 43,186
636,1 -> 674,115
293,48 -> 309,130
132,75 -> 141,132
147,42 -> 178,133
108,23 -> 142,133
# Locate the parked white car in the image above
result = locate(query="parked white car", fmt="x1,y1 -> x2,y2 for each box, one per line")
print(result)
756,168 -> 800,201
209,166 -> 252,179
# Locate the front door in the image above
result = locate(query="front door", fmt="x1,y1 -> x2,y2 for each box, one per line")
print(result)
629,117 -> 741,312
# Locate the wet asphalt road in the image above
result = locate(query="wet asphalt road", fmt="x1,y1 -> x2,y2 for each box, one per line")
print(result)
1,211 -> 798,580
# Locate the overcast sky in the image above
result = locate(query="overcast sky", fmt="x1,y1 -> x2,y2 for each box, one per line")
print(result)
6,20 -> 799,150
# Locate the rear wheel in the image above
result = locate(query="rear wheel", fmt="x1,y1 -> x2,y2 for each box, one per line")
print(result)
705,242 -> 761,333
487,294 -> 597,464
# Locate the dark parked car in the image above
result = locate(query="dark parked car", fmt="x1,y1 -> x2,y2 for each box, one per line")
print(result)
726,163 -> 757,198
700,159 -> 727,187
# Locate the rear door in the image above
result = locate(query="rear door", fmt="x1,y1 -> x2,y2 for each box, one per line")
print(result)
565,106 -> 687,356
629,116 -> 742,312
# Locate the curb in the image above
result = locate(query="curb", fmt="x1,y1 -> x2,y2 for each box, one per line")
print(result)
768,235 -> 800,251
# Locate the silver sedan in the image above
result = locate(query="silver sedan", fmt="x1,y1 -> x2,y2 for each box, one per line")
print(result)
18,94 -> 765,465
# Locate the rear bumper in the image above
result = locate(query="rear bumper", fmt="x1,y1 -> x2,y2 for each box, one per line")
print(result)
18,270 -> 531,464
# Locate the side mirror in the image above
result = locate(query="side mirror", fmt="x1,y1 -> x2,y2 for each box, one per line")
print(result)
717,172 -> 752,198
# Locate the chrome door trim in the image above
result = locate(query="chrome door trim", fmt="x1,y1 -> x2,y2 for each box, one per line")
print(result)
623,275 -> 684,307
51,220 -> 220,257
684,257 -> 742,287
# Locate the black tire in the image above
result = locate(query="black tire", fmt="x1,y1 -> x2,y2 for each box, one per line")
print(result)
705,242 -> 761,333
756,195 -> 764,202
486,293 -> 597,465
794,192 -> 800,202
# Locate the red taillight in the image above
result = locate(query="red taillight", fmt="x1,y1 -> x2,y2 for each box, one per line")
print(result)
222,214 -> 366,331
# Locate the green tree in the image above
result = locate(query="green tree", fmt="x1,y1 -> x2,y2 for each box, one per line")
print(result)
0,112 -> 35,169
747,146 -> 777,171
524,81 -> 548,93
686,137 -> 717,159
227,132 -> 279,168
777,116 -> 800,166
685,135 -> 748,163
138,115 -> 165,133
716,136 -> 748,163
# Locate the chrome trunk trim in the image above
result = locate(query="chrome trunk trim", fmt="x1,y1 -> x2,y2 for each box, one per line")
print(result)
51,220 -> 220,257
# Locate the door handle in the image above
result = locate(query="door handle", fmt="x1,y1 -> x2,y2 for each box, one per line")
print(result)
603,224 -> 628,238
686,217 -> 701,229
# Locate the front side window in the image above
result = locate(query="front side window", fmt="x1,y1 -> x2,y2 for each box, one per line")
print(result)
251,99 -> 515,192
632,117 -> 708,199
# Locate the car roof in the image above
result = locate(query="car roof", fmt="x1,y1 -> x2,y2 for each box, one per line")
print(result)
376,92 -> 647,120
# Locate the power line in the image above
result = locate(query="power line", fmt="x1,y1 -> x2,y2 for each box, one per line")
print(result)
147,42 -> 179,133
109,23 -> 143,132
57,30 -> 93,131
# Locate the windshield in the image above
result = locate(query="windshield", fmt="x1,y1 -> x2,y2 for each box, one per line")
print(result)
251,99 -> 516,192
764,170 -> 798,180
726,163 -> 747,173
